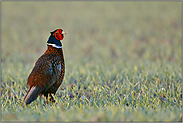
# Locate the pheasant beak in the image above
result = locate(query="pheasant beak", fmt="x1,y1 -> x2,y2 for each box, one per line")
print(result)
62,31 -> 67,34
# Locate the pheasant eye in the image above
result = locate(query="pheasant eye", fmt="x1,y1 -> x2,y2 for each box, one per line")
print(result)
58,29 -> 63,33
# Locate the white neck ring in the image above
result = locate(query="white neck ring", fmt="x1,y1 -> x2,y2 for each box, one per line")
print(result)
47,43 -> 62,48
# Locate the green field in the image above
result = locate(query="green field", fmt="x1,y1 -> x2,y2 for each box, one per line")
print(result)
1,1 -> 182,122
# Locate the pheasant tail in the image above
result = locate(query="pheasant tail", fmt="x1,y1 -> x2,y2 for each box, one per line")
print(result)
22,86 -> 42,107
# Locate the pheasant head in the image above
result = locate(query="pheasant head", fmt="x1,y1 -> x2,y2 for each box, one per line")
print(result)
47,29 -> 67,48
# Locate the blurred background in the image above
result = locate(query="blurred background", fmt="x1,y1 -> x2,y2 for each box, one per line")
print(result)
2,1 -> 181,79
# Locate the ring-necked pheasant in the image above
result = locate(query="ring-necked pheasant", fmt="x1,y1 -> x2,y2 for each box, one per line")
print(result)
22,29 -> 67,107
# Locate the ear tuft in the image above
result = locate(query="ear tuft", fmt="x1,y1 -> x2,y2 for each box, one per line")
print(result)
50,31 -> 55,36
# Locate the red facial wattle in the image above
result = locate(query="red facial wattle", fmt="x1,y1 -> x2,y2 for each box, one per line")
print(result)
55,29 -> 64,40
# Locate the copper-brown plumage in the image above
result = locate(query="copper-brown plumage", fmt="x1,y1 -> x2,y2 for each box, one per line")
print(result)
22,29 -> 66,107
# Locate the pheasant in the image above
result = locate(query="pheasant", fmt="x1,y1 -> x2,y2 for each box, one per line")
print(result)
22,29 -> 66,107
